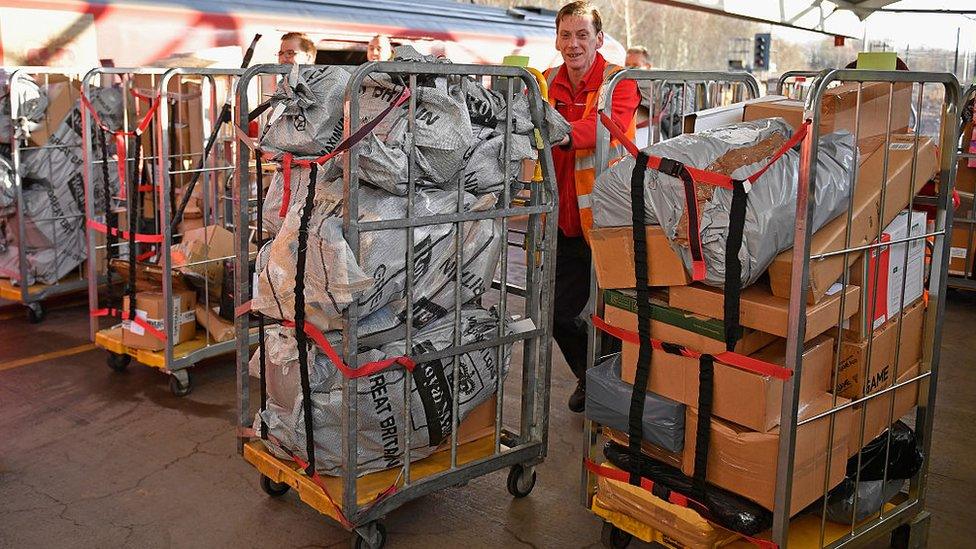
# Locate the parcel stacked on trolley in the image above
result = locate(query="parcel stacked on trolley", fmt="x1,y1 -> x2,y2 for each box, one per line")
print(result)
585,80 -> 935,541
249,48 -> 569,475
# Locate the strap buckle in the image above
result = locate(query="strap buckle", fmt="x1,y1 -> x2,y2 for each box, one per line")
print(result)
658,157 -> 685,178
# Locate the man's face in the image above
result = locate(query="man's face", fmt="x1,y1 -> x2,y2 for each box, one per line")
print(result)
367,37 -> 392,62
556,15 -> 604,74
625,52 -> 649,69
279,38 -> 313,64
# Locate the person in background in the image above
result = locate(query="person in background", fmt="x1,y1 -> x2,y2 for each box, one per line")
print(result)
545,1 -> 640,412
625,46 -> 653,148
278,32 -> 316,65
367,34 -> 393,62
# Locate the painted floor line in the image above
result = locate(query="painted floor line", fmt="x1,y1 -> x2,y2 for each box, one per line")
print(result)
0,343 -> 96,372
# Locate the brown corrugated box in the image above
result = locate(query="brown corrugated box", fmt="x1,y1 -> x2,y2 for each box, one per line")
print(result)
742,81 -> 912,140
122,290 -> 197,350
949,222 -> 976,276
29,75 -> 81,146
194,304 -> 235,343
767,135 -> 938,304
682,393 -> 851,515
595,464 -> 740,548
848,363 -> 920,457
590,225 -> 690,288
830,298 -> 924,399
605,427 -> 683,469
619,331 -> 834,433
667,283 -> 860,342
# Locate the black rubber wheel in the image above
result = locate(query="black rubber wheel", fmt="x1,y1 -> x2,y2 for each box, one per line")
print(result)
260,475 -> 290,497
169,373 -> 192,397
354,522 -> 387,549
106,353 -> 131,372
26,302 -> 45,324
506,464 -> 536,498
600,522 -> 632,549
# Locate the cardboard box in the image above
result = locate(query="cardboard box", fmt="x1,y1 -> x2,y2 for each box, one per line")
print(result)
948,223 -> 976,276
455,399 -> 498,446
848,364 -> 920,456
605,427 -> 684,469
122,290 -> 197,350
667,283 -> 860,342
831,299 -> 924,400
682,393 -> 851,515
29,76 -> 81,146
590,226 -> 691,288
171,225 -> 246,296
768,135 -> 938,304
742,81 -> 912,141
682,95 -> 787,134
848,210 -> 926,337
603,289 -> 778,356
195,304 -> 235,343
618,326 -> 835,433
595,465 -> 740,548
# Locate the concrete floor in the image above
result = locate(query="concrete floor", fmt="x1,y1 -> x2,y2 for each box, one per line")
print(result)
1,290 -> 974,548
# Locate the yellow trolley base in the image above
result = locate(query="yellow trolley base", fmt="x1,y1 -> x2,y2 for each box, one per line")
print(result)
0,278 -> 48,301
244,434 -> 497,526
592,500 -> 897,548
95,327 -> 211,370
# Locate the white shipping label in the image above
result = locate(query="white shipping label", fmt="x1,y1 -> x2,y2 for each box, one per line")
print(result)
890,142 -> 913,151
180,311 -> 195,325
252,271 -> 260,300
124,309 -> 149,336
951,246 -> 968,259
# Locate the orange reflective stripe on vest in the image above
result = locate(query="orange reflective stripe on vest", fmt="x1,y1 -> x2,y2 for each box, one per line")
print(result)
545,64 -> 637,242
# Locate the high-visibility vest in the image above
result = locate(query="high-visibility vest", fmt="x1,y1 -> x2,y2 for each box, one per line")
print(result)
545,63 -> 637,241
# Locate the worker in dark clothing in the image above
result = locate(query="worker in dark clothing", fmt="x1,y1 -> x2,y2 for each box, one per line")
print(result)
544,1 -> 640,412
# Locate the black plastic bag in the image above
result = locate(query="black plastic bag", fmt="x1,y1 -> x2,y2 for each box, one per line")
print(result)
603,440 -> 772,536
851,421 -> 923,482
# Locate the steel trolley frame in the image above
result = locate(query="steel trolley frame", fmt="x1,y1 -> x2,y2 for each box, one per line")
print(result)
584,67 -> 960,548
1,67 -> 94,322
234,61 -> 558,547
82,66 -> 252,396
947,83 -> 976,290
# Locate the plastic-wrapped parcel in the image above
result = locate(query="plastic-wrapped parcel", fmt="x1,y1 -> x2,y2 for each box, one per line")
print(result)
251,177 -> 503,332
257,307 -> 510,475
591,118 -> 856,287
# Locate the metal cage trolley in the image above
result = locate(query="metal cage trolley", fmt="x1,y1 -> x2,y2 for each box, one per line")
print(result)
82,66 -> 250,396
233,61 -> 558,548
946,83 -> 976,289
582,66 -> 960,548
1,67 -> 95,322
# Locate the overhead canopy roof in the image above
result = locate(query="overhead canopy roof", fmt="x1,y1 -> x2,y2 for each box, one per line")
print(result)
645,0 -> 906,38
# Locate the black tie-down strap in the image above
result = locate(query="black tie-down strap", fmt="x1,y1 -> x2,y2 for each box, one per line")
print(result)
294,163 -> 319,474
723,179 -> 748,352
627,152 -> 653,485
626,152 -> 714,502
127,133 -> 141,317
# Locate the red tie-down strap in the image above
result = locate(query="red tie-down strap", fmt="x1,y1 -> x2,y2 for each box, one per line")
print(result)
584,459 -> 779,549
591,315 -> 792,380
233,301 -> 417,379
86,219 -> 164,244
598,112 -> 810,281
91,307 -> 168,342
277,87 -> 412,219
80,91 -> 161,201
238,427 -> 399,530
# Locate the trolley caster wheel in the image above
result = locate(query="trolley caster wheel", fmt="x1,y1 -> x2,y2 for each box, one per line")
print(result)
106,353 -> 131,372
26,302 -> 45,323
353,521 -> 387,549
601,522 -> 632,549
506,464 -> 536,498
260,475 -> 290,497
169,371 -> 192,397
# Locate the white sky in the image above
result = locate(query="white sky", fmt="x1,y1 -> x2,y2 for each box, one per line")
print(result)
712,0 -> 976,52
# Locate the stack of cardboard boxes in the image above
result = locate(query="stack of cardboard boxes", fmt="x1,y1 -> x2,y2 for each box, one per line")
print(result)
590,82 -> 937,537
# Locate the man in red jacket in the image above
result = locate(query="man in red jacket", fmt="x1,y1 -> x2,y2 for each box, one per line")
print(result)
546,2 -> 640,412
